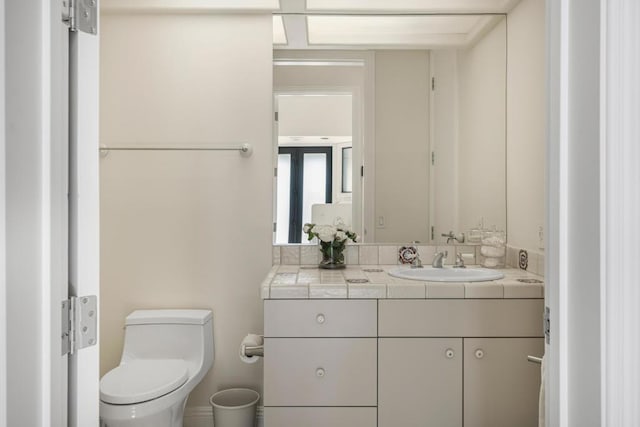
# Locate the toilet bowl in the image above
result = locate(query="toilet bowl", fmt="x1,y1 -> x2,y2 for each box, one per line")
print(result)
99,309 -> 214,427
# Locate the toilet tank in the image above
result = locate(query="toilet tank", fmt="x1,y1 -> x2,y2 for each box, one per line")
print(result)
121,309 -> 214,373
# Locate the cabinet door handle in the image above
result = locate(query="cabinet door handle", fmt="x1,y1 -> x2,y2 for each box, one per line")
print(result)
475,349 -> 485,359
315,368 -> 326,378
445,348 -> 455,359
316,313 -> 326,324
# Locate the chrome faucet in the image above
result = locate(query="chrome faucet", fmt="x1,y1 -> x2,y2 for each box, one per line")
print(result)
432,251 -> 448,268
453,252 -> 466,268
441,231 -> 465,244
410,252 -> 423,269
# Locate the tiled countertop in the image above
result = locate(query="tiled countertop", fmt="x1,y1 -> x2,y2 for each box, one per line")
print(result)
261,265 -> 544,300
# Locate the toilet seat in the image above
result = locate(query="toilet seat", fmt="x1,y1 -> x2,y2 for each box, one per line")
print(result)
100,359 -> 189,405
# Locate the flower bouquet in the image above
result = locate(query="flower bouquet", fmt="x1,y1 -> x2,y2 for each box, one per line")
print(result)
303,222 -> 359,269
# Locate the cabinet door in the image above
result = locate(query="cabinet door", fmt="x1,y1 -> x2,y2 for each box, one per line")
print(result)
464,338 -> 543,427
379,338 -> 462,427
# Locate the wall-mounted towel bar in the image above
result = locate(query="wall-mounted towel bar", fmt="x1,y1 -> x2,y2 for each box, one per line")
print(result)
100,143 -> 253,157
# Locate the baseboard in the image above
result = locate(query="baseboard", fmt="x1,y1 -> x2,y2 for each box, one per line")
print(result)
184,405 -> 264,427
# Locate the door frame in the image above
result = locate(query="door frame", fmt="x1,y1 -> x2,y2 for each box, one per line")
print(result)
3,1 -> 100,426
273,86 -> 364,240
546,0 -> 640,425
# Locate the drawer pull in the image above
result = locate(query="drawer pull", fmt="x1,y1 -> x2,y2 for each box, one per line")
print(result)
445,348 -> 455,359
475,349 -> 485,359
316,368 -> 326,378
316,313 -> 326,324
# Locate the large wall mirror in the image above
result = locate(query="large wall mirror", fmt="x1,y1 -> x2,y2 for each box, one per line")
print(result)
273,13 -> 507,244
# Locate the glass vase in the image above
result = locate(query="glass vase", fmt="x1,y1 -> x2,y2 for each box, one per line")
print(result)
319,241 -> 346,269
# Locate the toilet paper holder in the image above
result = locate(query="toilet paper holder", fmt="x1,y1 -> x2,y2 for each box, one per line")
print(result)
242,344 -> 264,358
240,333 -> 264,360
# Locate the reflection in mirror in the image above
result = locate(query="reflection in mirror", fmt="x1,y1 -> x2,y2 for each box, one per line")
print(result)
274,94 -> 355,244
273,14 -> 506,244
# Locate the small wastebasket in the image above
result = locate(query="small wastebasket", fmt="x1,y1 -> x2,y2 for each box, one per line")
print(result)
210,388 -> 260,427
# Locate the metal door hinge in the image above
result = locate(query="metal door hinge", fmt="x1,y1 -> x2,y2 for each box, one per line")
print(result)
274,111 -> 279,122
432,77 -> 435,90
544,306 -> 550,344
360,165 -> 364,177
62,0 -> 98,35
61,295 -> 98,356
431,226 -> 435,241
431,151 -> 435,165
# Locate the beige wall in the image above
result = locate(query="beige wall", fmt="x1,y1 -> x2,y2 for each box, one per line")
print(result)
100,13 -> 273,407
374,51 -> 430,243
457,19 -> 507,235
506,0 -> 546,251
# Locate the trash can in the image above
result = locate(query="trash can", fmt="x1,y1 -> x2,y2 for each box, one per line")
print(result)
210,388 -> 260,427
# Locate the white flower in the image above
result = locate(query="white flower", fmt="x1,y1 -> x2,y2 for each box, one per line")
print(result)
336,231 -> 347,242
303,223 -> 313,234
314,224 -> 338,242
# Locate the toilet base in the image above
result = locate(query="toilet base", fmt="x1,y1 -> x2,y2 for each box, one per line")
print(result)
100,394 -> 187,427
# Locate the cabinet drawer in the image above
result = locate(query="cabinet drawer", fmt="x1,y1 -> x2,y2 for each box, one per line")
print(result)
264,300 -> 377,337
379,299 -> 544,337
264,338 -> 377,406
264,407 -> 376,427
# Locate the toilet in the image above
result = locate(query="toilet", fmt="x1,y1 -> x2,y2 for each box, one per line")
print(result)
99,309 -> 214,427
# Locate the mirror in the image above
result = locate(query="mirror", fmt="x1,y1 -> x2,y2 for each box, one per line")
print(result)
273,14 -> 506,244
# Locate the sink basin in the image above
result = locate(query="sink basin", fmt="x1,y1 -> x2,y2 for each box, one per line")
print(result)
388,266 -> 504,282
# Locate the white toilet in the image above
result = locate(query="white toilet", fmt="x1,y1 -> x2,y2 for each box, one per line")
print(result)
99,309 -> 214,427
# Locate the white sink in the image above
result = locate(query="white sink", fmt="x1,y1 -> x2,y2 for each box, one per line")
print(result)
388,266 -> 504,282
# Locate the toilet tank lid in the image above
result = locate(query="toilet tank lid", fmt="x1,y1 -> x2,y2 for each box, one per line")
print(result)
126,309 -> 212,326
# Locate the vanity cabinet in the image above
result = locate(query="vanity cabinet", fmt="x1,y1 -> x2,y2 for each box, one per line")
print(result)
378,300 -> 544,427
263,300 -> 378,427
264,298 -> 543,427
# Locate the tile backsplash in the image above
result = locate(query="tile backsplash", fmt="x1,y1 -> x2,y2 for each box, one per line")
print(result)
272,243 -> 545,277
273,244 -> 480,268
506,245 -> 545,276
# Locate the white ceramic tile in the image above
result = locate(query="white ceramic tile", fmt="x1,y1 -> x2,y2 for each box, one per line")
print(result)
387,283 -> 426,298
426,282 -> 465,298
276,265 -> 300,273
359,245 -> 379,265
506,246 -> 518,268
309,283 -> 347,298
465,282 -> 504,298
348,283 -> 387,299
343,268 -> 368,280
503,283 -> 544,299
269,284 -> 309,299
378,245 -> 399,265
271,273 -> 298,285
346,245 -> 359,265
319,272 -> 346,285
280,246 -> 301,265
300,245 -> 321,265
261,285 -> 270,299
272,246 -> 281,265
416,246 -> 436,265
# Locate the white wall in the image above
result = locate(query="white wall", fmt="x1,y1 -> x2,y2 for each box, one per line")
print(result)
374,51 -> 430,243
100,13 -> 273,407
456,19 -> 507,235
278,95 -> 352,137
506,0 -> 545,251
